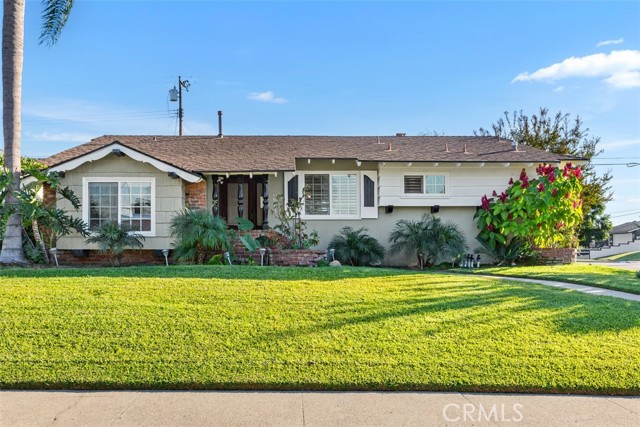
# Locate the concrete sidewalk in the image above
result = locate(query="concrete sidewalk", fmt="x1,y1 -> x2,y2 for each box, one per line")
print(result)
1,391 -> 639,427
476,275 -> 640,302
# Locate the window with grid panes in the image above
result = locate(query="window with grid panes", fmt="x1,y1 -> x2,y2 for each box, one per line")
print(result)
87,180 -> 152,232
304,173 -> 357,216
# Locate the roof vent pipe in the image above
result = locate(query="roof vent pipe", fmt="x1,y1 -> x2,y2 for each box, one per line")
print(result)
217,110 -> 223,138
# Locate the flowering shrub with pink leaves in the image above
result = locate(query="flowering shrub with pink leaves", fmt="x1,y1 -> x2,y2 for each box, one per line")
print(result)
474,163 -> 583,250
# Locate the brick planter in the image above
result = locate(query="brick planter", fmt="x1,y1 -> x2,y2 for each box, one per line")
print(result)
233,230 -> 326,267
55,249 -> 167,267
534,248 -> 578,264
234,247 -> 327,267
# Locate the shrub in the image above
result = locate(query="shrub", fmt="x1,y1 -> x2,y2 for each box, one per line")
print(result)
636,270 -> 640,279
85,222 -> 145,266
388,214 -> 467,269
329,226 -> 385,267
475,163 -> 583,251
271,192 -> 319,249
170,209 -> 232,264
316,258 -> 329,268
474,235 -> 533,266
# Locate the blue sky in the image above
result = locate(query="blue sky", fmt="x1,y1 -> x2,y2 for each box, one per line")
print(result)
18,0 -> 640,224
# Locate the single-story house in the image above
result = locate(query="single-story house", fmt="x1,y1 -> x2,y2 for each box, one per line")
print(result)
41,131 -> 582,265
610,221 -> 640,246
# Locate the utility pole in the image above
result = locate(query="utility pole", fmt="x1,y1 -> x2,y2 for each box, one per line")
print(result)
169,76 -> 190,136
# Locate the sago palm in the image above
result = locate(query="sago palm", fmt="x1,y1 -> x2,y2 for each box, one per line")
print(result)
85,222 -> 145,267
170,209 -> 232,264
388,213 -> 467,268
329,226 -> 385,266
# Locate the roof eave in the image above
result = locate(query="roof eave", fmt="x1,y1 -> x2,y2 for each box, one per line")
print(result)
47,141 -> 203,183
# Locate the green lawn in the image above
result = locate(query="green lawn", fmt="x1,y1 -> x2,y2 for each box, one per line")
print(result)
464,264 -> 640,295
599,251 -> 640,262
1,265 -> 639,394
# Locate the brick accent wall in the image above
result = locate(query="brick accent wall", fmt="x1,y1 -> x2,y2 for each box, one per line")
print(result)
43,183 -> 56,207
535,248 -> 578,264
184,180 -> 206,209
55,249 -> 167,266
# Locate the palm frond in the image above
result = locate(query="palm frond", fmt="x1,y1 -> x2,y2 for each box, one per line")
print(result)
39,0 -> 75,46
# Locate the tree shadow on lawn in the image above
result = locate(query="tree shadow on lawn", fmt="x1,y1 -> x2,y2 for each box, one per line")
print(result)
262,279 -> 640,344
0,265 -> 422,282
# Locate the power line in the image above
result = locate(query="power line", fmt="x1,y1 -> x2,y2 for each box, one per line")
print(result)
591,163 -> 640,167
609,208 -> 640,214
25,110 -> 173,124
596,157 -> 640,160
611,211 -> 640,219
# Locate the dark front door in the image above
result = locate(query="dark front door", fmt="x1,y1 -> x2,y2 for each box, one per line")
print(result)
219,175 -> 268,228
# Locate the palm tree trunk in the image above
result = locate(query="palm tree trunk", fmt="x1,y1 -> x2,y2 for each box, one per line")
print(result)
31,219 -> 50,263
0,0 -> 28,265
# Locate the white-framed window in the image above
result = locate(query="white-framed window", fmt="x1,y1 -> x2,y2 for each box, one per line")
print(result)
302,173 -> 358,218
403,174 -> 447,196
83,177 -> 155,236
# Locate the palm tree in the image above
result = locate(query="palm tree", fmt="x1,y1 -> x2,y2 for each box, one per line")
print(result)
388,213 -> 468,269
0,0 -> 74,265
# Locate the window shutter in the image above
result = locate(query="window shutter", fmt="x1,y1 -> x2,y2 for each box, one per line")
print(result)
287,175 -> 298,204
363,175 -> 375,207
404,175 -> 423,194
330,174 -> 357,215
361,171 -> 378,219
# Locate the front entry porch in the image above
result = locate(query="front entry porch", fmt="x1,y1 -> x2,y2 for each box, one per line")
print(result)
211,174 -> 269,229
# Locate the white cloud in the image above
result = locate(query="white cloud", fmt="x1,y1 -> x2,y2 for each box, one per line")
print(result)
28,132 -> 95,143
512,50 -> 640,89
553,85 -> 564,92
596,38 -> 624,47
599,138 -> 640,150
247,91 -> 288,104
604,70 -> 640,89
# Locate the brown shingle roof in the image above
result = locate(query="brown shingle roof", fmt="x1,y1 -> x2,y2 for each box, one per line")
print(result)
43,135 -> 584,173
611,221 -> 640,234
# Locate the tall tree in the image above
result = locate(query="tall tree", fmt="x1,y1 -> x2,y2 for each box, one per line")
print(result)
475,108 -> 613,244
0,0 -> 74,265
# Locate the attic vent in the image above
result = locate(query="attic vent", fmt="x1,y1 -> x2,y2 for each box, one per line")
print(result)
396,133 -> 406,137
